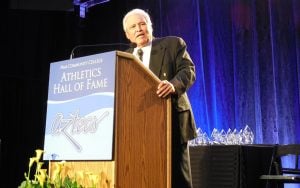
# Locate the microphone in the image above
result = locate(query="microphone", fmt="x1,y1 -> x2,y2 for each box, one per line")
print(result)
129,43 -> 137,48
70,43 -> 130,59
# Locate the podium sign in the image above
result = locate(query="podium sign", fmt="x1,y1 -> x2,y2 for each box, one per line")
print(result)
43,51 -> 116,160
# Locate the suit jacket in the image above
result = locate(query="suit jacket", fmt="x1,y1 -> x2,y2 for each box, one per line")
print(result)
126,36 -> 197,143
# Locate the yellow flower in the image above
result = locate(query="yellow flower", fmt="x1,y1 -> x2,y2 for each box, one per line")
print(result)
26,157 -> 36,181
89,174 -> 99,187
50,160 -> 66,181
51,164 -> 61,181
39,169 -> 47,178
28,157 -> 35,168
35,149 -> 44,161
76,170 -> 84,180
34,162 -> 44,181
55,161 -> 64,172
20,149 -> 86,188
36,169 -> 47,186
75,170 -> 84,185
36,162 -> 44,171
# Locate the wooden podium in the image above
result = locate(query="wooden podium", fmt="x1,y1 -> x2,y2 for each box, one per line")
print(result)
49,51 -> 172,188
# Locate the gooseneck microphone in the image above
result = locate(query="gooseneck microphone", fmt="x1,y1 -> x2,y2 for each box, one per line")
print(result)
69,43 -> 131,59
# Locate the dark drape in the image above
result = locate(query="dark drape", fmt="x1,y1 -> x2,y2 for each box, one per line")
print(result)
1,10 -> 77,187
1,0 -> 300,187
159,1 -> 300,187
157,0 -> 300,145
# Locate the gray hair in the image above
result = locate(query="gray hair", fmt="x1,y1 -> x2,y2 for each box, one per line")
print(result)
122,8 -> 153,33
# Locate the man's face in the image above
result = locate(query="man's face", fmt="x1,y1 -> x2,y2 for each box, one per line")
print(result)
125,14 -> 152,48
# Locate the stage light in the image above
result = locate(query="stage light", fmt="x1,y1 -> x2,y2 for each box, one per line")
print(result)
73,0 -> 110,18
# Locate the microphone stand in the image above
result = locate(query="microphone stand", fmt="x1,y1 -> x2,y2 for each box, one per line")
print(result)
69,43 -> 130,59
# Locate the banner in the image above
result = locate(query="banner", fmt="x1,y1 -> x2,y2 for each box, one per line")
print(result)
43,51 -> 116,160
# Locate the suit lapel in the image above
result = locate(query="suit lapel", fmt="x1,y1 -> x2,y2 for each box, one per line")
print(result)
149,38 -> 165,78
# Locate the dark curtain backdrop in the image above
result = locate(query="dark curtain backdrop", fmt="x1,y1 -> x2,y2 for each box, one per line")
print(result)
1,0 -> 300,187
158,0 -> 300,145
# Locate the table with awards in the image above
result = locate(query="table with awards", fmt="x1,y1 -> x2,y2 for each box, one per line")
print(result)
189,144 -> 275,188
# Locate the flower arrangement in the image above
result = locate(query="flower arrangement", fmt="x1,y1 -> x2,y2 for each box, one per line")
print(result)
18,149 -> 99,188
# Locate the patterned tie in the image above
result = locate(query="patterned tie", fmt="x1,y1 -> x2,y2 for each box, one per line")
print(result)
137,48 -> 143,61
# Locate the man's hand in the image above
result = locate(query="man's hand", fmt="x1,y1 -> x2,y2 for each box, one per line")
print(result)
157,80 -> 175,98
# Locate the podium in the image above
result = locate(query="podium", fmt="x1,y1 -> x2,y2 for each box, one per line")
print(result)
48,51 -> 172,188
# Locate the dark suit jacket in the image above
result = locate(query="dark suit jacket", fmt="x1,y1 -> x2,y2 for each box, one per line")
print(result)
126,36 -> 197,143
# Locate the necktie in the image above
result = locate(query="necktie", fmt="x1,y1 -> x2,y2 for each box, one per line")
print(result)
137,48 -> 143,61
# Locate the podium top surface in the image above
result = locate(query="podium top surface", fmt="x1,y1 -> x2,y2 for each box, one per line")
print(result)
116,51 -> 161,84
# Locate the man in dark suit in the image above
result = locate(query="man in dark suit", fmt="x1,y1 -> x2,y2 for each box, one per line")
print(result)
122,8 -> 197,188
